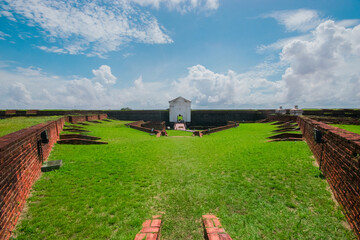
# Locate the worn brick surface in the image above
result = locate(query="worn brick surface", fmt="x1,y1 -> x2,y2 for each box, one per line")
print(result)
66,114 -> 107,124
297,116 -> 360,238
127,121 -> 166,138
202,215 -> 232,240
0,118 -> 65,240
193,123 -> 238,137
134,215 -> 162,240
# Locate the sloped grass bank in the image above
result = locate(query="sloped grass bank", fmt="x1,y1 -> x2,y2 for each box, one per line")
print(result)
0,116 -> 60,137
331,124 -> 360,135
14,121 -> 355,239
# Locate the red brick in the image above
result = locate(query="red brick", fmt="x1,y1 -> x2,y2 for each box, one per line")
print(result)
208,234 -> 220,240
141,227 -> 159,233
151,219 -> 161,227
297,116 -> 360,238
142,220 -> 151,227
134,233 -> 146,240
213,218 -> 222,227
204,218 -> 214,228
145,233 -> 158,240
206,228 -> 225,234
0,117 -> 65,240
202,214 -> 217,219
152,215 -> 162,219
219,233 -> 233,240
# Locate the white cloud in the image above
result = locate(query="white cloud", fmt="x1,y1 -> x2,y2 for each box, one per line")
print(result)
37,46 -> 68,54
0,64 -> 169,109
132,0 -> 219,12
16,66 -> 43,76
0,10 -> 16,21
0,31 -> 10,40
1,20 -> 360,109
4,0 -> 173,56
265,9 -> 322,32
92,65 -> 117,84
257,35 -> 312,52
337,19 -> 360,28
7,82 -> 33,107
172,64 -> 286,107
280,20 -> 360,106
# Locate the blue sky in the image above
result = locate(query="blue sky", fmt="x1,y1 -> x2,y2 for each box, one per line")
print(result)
0,0 -> 360,109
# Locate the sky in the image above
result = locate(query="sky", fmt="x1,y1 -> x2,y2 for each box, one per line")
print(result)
0,0 -> 360,110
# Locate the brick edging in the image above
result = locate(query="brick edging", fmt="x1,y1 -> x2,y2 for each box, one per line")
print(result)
202,215 -> 232,240
134,215 -> 162,240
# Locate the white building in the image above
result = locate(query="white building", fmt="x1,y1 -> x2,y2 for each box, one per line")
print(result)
275,106 -> 286,115
169,96 -> 191,123
290,105 -> 303,116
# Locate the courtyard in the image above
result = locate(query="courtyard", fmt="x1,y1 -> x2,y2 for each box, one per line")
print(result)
11,119 -> 355,239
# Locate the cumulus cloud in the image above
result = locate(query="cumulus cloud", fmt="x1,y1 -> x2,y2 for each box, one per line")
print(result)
132,0 -> 219,12
3,0 -> 173,56
7,82 -> 33,107
1,20 -> 360,109
280,20 -> 360,106
257,35 -> 312,52
92,65 -> 117,84
172,64 -> 285,107
0,64 -> 169,109
265,9 -> 322,32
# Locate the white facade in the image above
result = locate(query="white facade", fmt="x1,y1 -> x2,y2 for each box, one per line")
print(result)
169,97 -> 191,123
290,105 -> 303,116
275,106 -> 286,115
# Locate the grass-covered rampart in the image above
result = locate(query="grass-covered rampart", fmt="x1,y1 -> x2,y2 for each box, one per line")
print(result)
331,124 -> 360,135
0,116 -> 61,137
13,120 -> 355,239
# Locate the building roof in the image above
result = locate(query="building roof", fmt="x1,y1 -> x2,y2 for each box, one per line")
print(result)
169,96 -> 191,103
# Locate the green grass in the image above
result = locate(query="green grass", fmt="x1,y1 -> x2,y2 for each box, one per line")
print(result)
331,124 -> 360,135
0,116 -> 61,137
13,121 -> 354,239
167,130 -> 193,137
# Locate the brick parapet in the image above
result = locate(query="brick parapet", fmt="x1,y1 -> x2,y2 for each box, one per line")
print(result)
126,121 -> 166,137
297,116 -> 360,238
193,122 -> 238,137
0,118 -> 65,240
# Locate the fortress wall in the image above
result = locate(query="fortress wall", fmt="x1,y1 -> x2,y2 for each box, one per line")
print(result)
105,110 -> 270,126
297,116 -> 360,238
0,118 -> 65,240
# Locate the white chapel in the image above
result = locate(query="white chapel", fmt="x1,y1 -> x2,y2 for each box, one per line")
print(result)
169,97 -> 191,123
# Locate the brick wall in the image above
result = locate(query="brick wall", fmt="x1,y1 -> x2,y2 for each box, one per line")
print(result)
297,116 -> 360,237
141,121 -> 166,131
265,114 -> 297,122
67,115 -> 87,124
86,115 -> 99,121
0,118 -> 65,240
98,114 -> 108,120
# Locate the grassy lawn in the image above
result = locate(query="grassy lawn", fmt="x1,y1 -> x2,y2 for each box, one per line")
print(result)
13,121 -> 354,239
331,124 -> 360,135
0,116 -> 61,137
167,130 -> 194,137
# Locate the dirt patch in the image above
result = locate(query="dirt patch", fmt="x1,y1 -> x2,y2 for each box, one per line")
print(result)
311,156 -> 319,167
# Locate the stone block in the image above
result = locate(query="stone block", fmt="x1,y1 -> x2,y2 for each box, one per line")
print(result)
41,160 -> 62,172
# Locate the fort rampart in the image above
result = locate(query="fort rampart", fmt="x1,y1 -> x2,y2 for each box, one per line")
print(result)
0,114 -> 107,239
0,118 -> 64,239
297,116 -> 360,237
